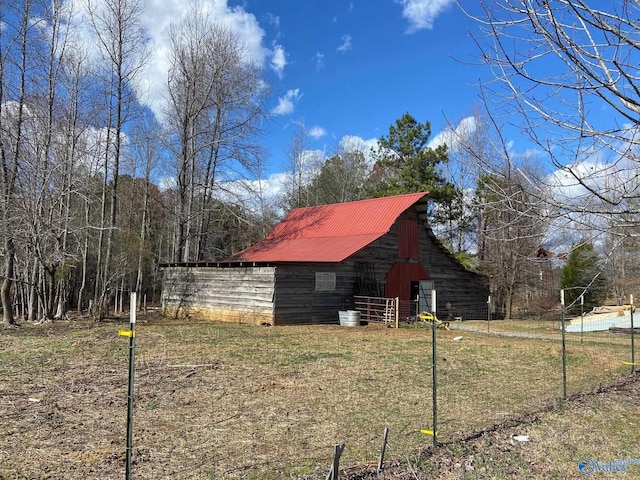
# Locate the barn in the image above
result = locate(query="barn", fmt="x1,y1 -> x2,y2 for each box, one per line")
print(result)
161,192 -> 489,325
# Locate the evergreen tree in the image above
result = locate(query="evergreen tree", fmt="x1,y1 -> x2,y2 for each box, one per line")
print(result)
560,242 -> 608,313
367,113 -> 458,225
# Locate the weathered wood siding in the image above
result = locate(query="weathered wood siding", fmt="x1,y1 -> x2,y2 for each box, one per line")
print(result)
421,226 -> 489,320
162,266 -> 276,325
349,209 -> 489,320
160,205 -> 489,326
273,263 -> 357,325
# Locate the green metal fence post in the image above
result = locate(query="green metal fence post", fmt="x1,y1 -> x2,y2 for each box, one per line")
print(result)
580,294 -> 584,345
431,289 -> 437,447
631,294 -> 635,374
560,289 -> 567,400
125,292 -> 137,479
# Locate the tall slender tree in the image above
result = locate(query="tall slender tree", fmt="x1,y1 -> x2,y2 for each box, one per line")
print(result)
0,0 -> 34,324
439,107 -> 495,262
166,5 -> 268,262
85,0 -> 148,316
474,166 -> 547,320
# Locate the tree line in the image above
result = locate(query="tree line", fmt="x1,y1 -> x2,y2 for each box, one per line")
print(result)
1,0 -> 637,324
0,0 -> 273,323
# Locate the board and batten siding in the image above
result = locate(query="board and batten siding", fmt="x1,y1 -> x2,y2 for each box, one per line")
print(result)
273,263 -> 357,325
162,265 -> 276,325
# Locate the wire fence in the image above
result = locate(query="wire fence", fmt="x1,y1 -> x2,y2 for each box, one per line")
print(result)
155,308 -> 638,478
2,307 -> 638,479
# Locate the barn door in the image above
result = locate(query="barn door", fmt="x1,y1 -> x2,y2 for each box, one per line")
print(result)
418,280 -> 434,314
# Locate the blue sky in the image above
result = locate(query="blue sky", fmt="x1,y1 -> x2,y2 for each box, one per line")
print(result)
63,0 -> 637,211
246,0 -> 487,172
53,0 -> 640,252
91,0 -> 496,188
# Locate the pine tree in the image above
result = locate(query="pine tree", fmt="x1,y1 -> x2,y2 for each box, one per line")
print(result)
560,242 -> 608,313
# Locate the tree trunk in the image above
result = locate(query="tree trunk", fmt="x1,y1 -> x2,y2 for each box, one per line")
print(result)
1,238 -> 16,324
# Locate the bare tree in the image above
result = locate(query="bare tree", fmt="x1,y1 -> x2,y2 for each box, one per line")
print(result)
469,1 -> 640,225
282,121 -> 309,210
443,105 -> 550,317
280,121 -> 326,211
0,0 -> 105,324
166,6 -> 269,262
130,124 -> 156,297
57,41 -> 98,316
438,106 -> 495,259
237,152 -> 280,246
474,164 -> 547,320
602,211 -> 640,305
19,0 -> 81,321
85,0 -> 149,316
0,0 -> 35,324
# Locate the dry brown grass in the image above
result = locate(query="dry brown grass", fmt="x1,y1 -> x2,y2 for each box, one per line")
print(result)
0,315 -> 637,479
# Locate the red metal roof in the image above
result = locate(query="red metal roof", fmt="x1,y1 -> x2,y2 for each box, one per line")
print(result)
236,192 -> 429,262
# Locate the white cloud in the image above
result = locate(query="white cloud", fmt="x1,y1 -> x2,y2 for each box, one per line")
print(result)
337,34 -> 352,53
339,135 -> 379,165
158,175 -> 177,191
272,89 -> 302,115
315,52 -> 325,72
308,126 -> 327,139
141,1 -> 271,119
67,0 -> 281,121
396,0 -> 455,32
427,116 -> 476,150
233,172 -> 289,206
544,124 -> 640,206
262,172 -> 289,198
271,45 -> 287,78
547,157 -> 620,202
340,134 -> 377,152
266,13 -> 280,31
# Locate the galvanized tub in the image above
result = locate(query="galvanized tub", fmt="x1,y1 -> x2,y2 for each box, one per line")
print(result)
338,310 -> 360,326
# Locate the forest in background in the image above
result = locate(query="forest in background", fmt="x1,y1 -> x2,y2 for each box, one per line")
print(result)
2,0 -> 640,324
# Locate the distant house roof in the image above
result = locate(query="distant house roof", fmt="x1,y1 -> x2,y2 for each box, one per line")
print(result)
235,192 -> 429,263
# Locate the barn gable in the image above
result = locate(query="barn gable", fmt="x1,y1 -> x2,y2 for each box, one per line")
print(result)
235,191 -> 429,262
161,192 -> 489,325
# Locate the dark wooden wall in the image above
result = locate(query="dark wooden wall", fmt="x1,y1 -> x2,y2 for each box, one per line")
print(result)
346,208 -> 489,320
273,263 -> 357,325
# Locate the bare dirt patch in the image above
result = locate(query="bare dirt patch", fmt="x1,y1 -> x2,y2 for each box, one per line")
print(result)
1,315 -> 637,479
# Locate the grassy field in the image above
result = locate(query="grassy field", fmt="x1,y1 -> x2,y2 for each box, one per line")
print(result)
1,314 -> 639,479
